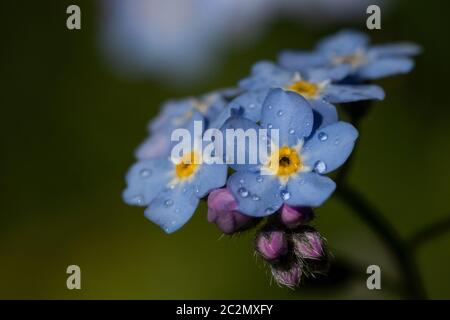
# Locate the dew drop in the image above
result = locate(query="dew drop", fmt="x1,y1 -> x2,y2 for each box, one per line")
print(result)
256,176 -> 264,183
133,195 -> 144,205
238,187 -> 249,198
314,160 -> 327,174
280,189 -> 291,201
268,105 -> 273,110
264,207 -> 274,215
249,103 -> 256,109
164,199 -> 174,207
334,138 -> 340,145
318,132 -> 328,141
252,194 -> 260,201
277,110 -> 284,117
140,168 -> 152,178
289,128 -> 295,135
267,123 -> 273,129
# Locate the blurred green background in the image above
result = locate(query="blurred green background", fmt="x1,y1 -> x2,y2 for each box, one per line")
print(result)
1,0 -> 450,299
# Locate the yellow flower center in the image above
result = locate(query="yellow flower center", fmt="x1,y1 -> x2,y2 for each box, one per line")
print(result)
266,146 -> 303,178
175,151 -> 200,180
286,80 -> 319,99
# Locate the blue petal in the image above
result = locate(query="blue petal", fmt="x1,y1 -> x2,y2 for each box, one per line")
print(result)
278,50 -> 329,71
357,57 -> 414,79
145,185 -> 199,234
322,84 -> 385,103
286,172 -> 336,207
368,43 -> 422,58
135,132 -> 173,160
306,65 -> 352,82
309,99 -> 338,129
192,163 -> 228,198
239,61 -> 292,91
227,171 -> 283,217
220,116 -> 263,172
148,99 -> 193,133
261,89 -> 314,146
317,30 -> 369,55
123,159 -> 173,206
226,90 -> 269,123
303,122 -> 358,174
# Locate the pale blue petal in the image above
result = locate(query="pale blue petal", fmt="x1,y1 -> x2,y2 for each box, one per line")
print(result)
226,90 -> 269,123
123,159 -> 173,206
278,50 -> 329,71
317,30 -> 369,55
135,132 -> 172,160
220,116 -> 263,172
144,185 -> 199,234
306,65 -> 352,82
357,57 -> 414,79
309,99 -> 338,129
286,172 -> 336,207
227,171 -> 283,217
368,43 -> 422,58
239,61 -> 292,91
323,84 -> 385,103
303,122 -> 358,174
261,88 -> 314,146
192,163 -> 228,198
148,99 -> 193,133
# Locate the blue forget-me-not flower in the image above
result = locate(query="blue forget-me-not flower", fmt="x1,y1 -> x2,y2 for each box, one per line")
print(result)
223,88 -> 358,217
279,29 -> 421,81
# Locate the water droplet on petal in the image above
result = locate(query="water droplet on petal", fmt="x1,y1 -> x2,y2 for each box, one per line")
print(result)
267,123 -> 273,129
249,103 -> 255,109
334,138 -> 340,145
265,207 -> 274,215
289,128 -> 295,135
140,168 -> 152,178
164,199 -> 173,207
252,194 -> 260,201
318,132 -> 328,141
280,189 -> 291,201
256,176 -> 264,183
314,160 -> 327,174
133,195 -> 144,205
268,105 -> 273,110
277,110 -> 283,117
238,187 -> 249,198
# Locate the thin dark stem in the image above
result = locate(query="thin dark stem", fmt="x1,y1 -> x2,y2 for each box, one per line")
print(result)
409,215 -> 450,250
336,184 -> 426,299
334,100 -> 428,298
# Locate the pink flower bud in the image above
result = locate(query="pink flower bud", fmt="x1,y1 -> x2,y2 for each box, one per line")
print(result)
293,231 -> 324,260
280,205 -> 313,228
255,230 -> 288,260
207,188 -> 253,234
271,264 -> 302,289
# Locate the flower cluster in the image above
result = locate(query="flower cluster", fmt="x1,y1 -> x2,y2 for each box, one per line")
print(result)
123,30 -> 419,288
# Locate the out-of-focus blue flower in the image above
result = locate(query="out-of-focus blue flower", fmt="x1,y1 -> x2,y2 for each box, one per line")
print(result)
136,91 -> 230,160
279,30 -> 421,81
221,61 -> 383,129
123,124 -> 228,233
223,88 -> 358,217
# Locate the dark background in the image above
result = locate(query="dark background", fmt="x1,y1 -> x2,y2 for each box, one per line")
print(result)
1,0 -> 450,299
